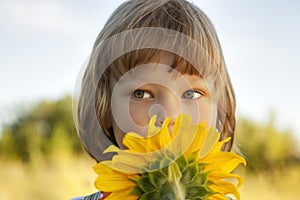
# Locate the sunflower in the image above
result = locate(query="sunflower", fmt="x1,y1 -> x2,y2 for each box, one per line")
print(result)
94,114 -> 246,200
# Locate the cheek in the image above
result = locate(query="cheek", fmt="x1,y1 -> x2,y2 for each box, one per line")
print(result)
129,101 -> 151,127
111,94 -> 150,138
198,100 -> 218,127
182,99 -> 217,128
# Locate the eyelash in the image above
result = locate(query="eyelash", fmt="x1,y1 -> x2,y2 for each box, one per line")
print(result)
131,89 -> 203,100
181,89 -> 203,99
132,90 -> 153,99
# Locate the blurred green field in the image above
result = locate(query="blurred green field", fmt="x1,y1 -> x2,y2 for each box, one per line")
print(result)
1,154 -> 299,200
0,155 -> 97,200
1,96 -> 299,199
238,166 -> 300,199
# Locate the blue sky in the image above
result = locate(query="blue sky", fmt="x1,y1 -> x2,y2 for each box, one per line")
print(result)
0,0 -> 299,139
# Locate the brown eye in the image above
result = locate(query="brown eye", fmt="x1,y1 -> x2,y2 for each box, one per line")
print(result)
132,90 -> 152,99
182,90 -> 202,99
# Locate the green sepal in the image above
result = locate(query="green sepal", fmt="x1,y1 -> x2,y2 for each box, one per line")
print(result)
148,170 -> 167,188
139,190 -> 160,200
159,156 -> 172,175
181,162 -> 198,184
146,157 -> 161,171
164,149 -> 176,161
168,162 -> 182,183
191,171 -> 210,185
159,182 -> 176,200
197,162 -> 207,171
175,155 -> 188,171
131,153 -> 216,200
186,151 -> 199,163
135,175 -> 156,192
130,186 -> 143,197
186,185 -> 214,199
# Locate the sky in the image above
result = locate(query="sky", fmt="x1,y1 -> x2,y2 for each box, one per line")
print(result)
0,0 -> 299,139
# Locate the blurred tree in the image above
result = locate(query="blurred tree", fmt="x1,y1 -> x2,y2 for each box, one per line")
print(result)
236,112 -> 300,172
1,95 -> 299,172
0,95 -> 83,162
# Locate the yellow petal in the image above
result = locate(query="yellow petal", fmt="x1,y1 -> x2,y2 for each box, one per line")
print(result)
199,127 -> 220,158
171,114 -> 192,139
93,163 -> 137,192
94,114 -> 245,199
103,145 -> 122,154
124,117 -> 172,153
209,137 -> 231,154
203,152 -> 246,173
102,158 -> 144,174
93,162 -> 114,175
123,133 -> 147,153
207,194 -> 228,200
94,174 -> 136,192
184,123 -> 206,156
171,114 -> 204,154
209,172 -> 244,187
102,145 -> 148,173
112,153 -> 147,171
105,188 -> 138,200
209,180 -> 240,200
145,122 -> 171,151
147,115 -> 161,136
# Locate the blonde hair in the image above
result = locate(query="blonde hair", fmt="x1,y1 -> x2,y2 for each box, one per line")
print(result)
77,0 -> 236,161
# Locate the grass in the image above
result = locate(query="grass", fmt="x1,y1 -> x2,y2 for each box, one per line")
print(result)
1,154 -> 299,200
239,166 -> 300,199
0,154 -> 97,200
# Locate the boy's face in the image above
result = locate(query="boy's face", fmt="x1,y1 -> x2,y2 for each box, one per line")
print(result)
110,52 -> 217,149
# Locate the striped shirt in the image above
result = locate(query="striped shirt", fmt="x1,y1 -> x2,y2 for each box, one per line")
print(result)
71,192 -> 102,200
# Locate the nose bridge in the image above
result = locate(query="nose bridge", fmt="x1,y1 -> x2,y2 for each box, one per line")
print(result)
160,90 -> 181,121
149,88 -> 182,127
